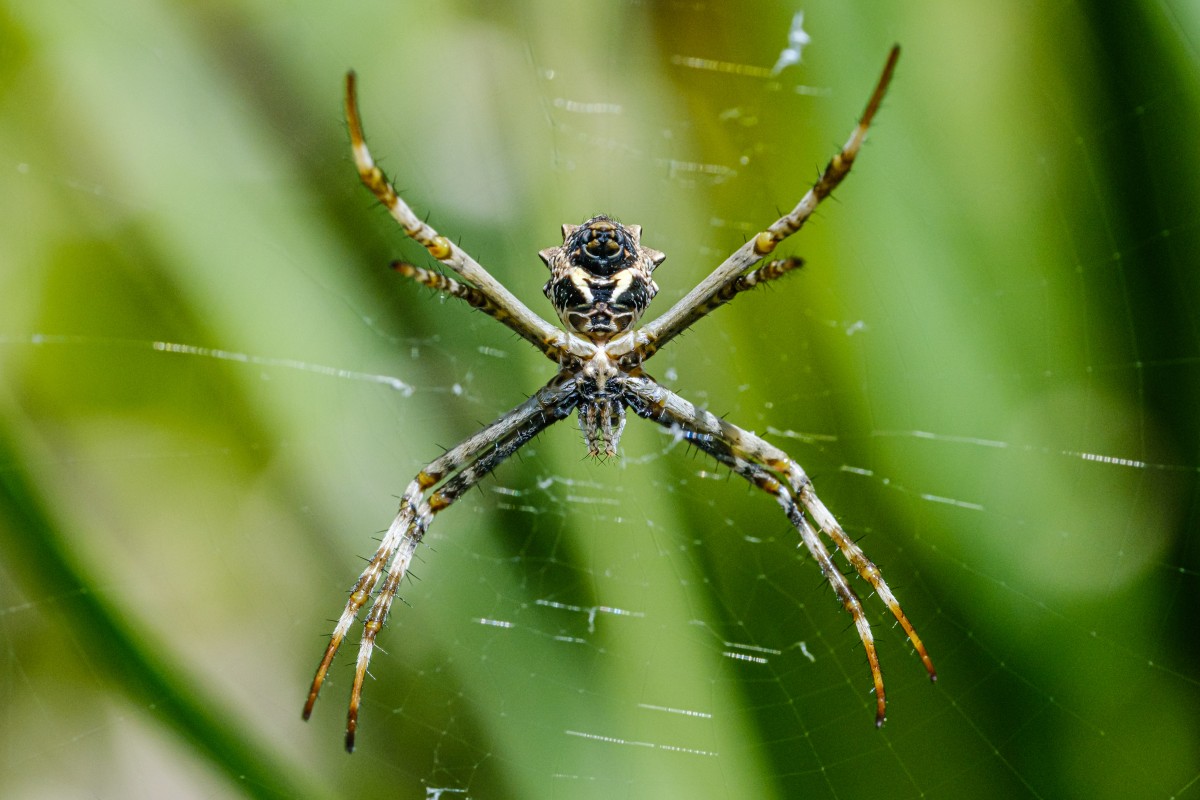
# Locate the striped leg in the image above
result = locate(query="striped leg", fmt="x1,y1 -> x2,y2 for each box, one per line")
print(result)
781,463 -> 936,687
391,261 -> 534,336
681,428 -> 888,722
303,376 -> 576,751
345,72 -> 585,364
624,374 -> 934,725
625,46 -> 900,364
629,258 -> 803,364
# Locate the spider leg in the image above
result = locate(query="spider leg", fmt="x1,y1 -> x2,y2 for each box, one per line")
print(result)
780,459 -> 936,685
390,261 -> 534,337
624,374 -> 933,726
627,258 -> 803,363
303,375 -> 576,751
624,46 -> 899,364
345,394 -> 572,751
688,430 -> 889,723
345,72 -> 590,364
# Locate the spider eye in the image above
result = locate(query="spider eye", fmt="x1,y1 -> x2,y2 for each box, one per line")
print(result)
570,218 -> 634,276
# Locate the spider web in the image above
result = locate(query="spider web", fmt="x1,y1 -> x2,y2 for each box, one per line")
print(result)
2,1 -> 1198,799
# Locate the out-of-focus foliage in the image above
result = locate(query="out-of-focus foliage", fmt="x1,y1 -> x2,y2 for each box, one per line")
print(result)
1,2 -> 1197,798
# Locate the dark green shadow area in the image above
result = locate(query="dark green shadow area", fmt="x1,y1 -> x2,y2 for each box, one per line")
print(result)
0,427 -> 326,800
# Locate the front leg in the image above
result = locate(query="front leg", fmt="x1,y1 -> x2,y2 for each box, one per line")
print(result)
304,374 -> 577,750
624,375 -> 934,725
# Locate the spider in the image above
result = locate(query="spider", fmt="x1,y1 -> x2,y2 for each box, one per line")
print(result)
304,45 -> 935,752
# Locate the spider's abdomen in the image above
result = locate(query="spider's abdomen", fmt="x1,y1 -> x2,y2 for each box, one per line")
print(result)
539,215 -> 665,342
546,264 -> 655,339
572,217 -> 635,276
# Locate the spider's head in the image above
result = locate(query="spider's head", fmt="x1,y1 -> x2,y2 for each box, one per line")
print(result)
539,215 -> 665,342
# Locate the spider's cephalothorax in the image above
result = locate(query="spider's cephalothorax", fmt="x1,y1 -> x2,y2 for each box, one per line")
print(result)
539,215 -> 664,342
311,48 -> 936,754
576,349 -> 626,458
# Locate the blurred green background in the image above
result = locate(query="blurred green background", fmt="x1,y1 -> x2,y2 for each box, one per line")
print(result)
2,1 -> 1198,798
